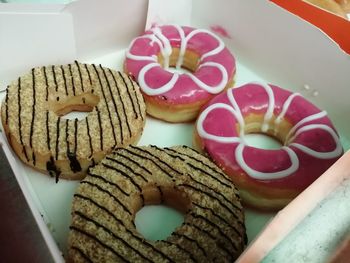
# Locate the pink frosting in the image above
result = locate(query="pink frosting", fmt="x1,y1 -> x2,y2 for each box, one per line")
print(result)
124,25 -> 235,104
196,83 -> 343,190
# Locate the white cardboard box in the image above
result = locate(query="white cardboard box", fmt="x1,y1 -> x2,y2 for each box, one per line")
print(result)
1,0 -> 350,262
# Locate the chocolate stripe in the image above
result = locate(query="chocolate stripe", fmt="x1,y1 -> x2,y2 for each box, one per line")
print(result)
179,183 -> 236,216
52,65 -> 58,92
17,78 -> 29,162
106,68 -> 131,140
87,171 -> 130,196
105,157 -> 148,182
73,194 -> 173,262
74,211 -> 153,262
187,163 -> 233,189
118,72 -> 138,119
30,69 -> 36,166
46,111 -> 50,151
164,146 -> 233,188
29,69 -> 36,150
130,145 -> 181,176
74,61 -> 85,92
70,226 -> 131,263
189,212 -> 239,252
92,64 -> 117,147
192,201 -> 242,234
113,151 -> 152,175
60,65 -> 69,96
99,65 -> 123,143
186,173 -> 242,212
183,222 -> 232,259
120,148 -> 173,178
80,181 -> 132,215
128,75 -> 144,121
68,64 -> 76,96
66,118 -> 81,173
84,63 -> 93,86
102,163 -> 142,192
160,148 -> 185,161
55,117 -> 61,160
100,64 -> 126,146
70,246 -> 93,263
162,240 -> 196,262
74,118 -> 78,154
65,119 -> 70,154
43,66 -> 49,101
85,117 -> 93,158
96,107 -> 103,151
172,232 -> 207,257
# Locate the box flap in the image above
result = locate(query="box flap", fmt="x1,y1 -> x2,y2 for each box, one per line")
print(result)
145,0 -> 192,29
63,0 -> 148,61
0,3 -> 76,90
271,0 -> 350,55
237,151 -> 350,262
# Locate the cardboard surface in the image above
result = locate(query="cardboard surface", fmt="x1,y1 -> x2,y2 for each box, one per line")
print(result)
271,0 -> 350,55
0,4 -> 75,90
145,0 -> 192,29
238,151 -> 350,262
0,0 -> 350,261
63,0 -> 148,60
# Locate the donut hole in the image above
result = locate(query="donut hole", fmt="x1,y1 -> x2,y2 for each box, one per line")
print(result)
157,48 -> 200,74
135,205 -> 184,241
134,184 -> 191,241
48,93 -> 100,119
241,113 -> 294,148
244,133 -> 282,150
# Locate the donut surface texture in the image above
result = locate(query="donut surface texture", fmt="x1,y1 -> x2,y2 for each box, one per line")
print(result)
194,82 -> 343,210
68,145 -> 246,262
124,25 -> 236,123
1,62 -> 146,181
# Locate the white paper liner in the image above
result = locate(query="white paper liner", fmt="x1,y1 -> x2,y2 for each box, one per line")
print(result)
0,0 -> 349,261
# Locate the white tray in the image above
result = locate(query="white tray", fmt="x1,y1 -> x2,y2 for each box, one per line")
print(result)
1,0 -> 350,261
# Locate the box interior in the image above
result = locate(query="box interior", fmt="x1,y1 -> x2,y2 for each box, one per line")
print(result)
0,0 -> 349,260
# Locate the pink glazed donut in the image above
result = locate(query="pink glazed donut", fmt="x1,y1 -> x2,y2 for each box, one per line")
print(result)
124,25 -> 236,122
193,82 -> 343,210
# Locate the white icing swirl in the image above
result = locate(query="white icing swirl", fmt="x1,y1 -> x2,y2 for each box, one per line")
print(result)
285,111 -> 327,144
289,124 -> 343,159
151,27 -> 172,69
196,83 -> 342,180
197,103 -> 243,144
235,143 -> 299,180
275,92 -> 300,125
138,63 -> 179,96
126,25 -> 229,95
254,82 -> 275,133
126,35 -> 159,62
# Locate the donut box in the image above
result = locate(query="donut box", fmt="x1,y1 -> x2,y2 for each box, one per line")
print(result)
0,0 -> 350,262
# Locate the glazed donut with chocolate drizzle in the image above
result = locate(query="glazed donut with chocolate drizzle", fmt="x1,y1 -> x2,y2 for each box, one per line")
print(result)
194,82 -> 343,210
1,62 -> 146,181
68,145 -> 246,262
124,25 -> 236,122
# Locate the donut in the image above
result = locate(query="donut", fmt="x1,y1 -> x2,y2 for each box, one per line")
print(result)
124,25 -> 236,123
304,0 -> 348,18
68,145 -> 246,262
1,62 -> 146,181
193,82 -> 343,210
336,0 -> 350,12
